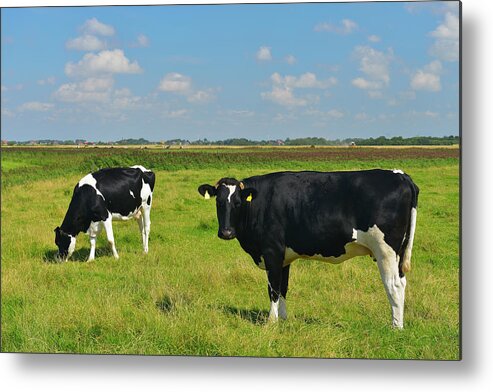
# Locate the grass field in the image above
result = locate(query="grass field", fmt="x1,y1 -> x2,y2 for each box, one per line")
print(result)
1,146 -> 460,359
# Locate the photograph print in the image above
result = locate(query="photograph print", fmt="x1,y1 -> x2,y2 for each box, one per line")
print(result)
1,1 -> 460,359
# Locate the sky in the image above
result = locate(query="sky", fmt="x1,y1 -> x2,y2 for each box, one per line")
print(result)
1,1 -> 460,142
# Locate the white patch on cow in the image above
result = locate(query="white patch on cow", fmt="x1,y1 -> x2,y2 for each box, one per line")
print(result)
67,235 -> 76,259
268,298 -> 279,322
284,242 -> 371,267
78,173 -> 105,200
353,224 -> 406,328
401,207 -> 417,273
141,179 -> 152,202
112,211 -> 139,221
223,184 -> 237,203
129,190 -> 135,198
392,169 -> 404,174
131,165 -> 150,172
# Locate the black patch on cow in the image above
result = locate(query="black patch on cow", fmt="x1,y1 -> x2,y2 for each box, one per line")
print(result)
147,196 -> 151,206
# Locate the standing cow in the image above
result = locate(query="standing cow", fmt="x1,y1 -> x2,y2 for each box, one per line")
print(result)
55,165 -> 155,261
198,169 -> 419,328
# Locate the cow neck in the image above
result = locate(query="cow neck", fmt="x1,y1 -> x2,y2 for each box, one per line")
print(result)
60,201 -> 86,236
236,180 -> 255,243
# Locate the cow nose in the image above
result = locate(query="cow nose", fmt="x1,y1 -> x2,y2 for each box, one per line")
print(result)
219,228 -> 235,240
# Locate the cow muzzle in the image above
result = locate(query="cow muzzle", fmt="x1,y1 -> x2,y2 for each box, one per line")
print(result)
218,228 -> 236,240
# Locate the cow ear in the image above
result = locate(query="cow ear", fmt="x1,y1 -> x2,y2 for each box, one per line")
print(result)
241,187 -> 257,203
198,184 -> 217,199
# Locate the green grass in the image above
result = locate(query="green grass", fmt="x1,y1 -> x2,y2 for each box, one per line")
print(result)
1,148 -> 460,359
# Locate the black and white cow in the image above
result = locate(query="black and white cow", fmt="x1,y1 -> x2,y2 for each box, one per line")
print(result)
55,165 -> 155,261
198,169 -> 419,328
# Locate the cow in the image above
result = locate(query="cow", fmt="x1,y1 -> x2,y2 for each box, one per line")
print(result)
198,169 -> 419,328
55,165 -> 155,262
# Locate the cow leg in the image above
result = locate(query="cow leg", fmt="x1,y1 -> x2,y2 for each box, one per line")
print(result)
142,204 -> 151,254
265,254 -> 284,323
137,213 -> 146,252
278,265 -> 290,320
102,217 -> 119,259
87,221 -> 102,262
376,255 -> 407,328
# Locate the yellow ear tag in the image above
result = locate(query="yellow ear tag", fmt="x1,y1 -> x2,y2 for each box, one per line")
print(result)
246,193 -> 253,202
204,191 -> 210,200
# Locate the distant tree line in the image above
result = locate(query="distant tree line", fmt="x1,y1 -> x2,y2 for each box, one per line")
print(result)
5,135 -> 459,146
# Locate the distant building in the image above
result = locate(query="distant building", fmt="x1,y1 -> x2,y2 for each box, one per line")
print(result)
276,139 -> 285,146
349,141 -> 356,147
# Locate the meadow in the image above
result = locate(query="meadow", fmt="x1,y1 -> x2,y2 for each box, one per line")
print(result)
1,146 -> 460,359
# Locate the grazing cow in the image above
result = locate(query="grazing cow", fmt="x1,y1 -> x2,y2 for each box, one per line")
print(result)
198,169 -> 419,328
55,165 -> 155,261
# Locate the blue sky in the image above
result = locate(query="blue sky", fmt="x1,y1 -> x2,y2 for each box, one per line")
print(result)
1,1 -> 460,142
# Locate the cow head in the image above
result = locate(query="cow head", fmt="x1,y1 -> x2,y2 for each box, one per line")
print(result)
198,178 -> 257,240
54,226 -> 76,261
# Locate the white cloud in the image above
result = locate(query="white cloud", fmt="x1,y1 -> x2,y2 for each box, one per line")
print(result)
410,72 -> 441,92
81,18 -> 115,37
430,12 -> 459,40
112,88 -> 142,109
18,101 -> 54,111
424,110 -> 439,117
53,77 -> 114,103
410,60 -> 442,92
37,77 -> 56,86
271,72 -> 337,89
314,19 -> 358,35
304,109 -> 344,118
65,49 -> 142,77
136,34 -> 149,47
408,110 -> 440,118
368,35 -> 381,43
256,46 -> 272,61
261,86 -> 307,107
429,11 -> 459,62
430,38 -> 459,62
164,109 -> 188,118
187,89 -> 214,103
66,34 -> 106,51
158,73 -> 192,93
351,77 -> 382,90
351,46 -> 393,98
285,54 -> 296,65
353,45 -> 392,85
158,72 -> 216,103
223,109 -> 255,117
327,109 -> 344,118
262,72 -> 336,107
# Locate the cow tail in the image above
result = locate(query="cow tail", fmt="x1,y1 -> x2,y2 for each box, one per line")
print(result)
142,170 -> 156,192
399,176 -> 419,276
